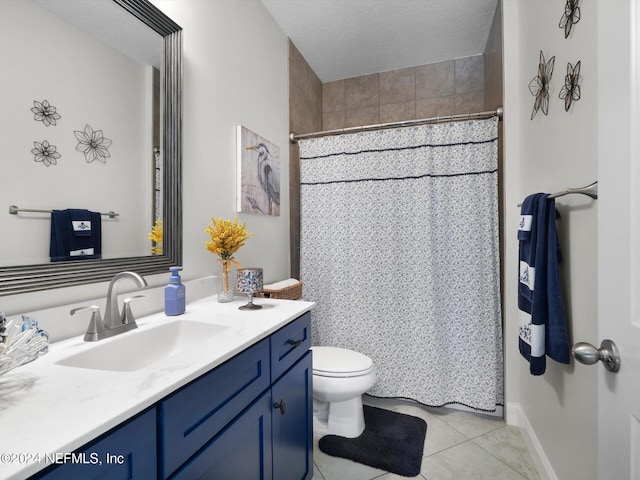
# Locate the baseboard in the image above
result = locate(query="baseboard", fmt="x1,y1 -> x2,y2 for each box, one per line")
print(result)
505,403 -> 557,480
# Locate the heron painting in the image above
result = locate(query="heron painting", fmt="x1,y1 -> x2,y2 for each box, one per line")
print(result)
237,125 -> 281,216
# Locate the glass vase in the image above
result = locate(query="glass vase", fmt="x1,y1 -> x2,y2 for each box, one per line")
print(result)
218,259 -> 234,303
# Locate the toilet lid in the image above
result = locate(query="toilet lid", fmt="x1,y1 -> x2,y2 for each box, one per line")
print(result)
311,346 -> 374,377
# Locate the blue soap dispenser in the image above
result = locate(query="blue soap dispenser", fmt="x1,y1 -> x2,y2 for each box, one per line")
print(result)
165,266 -> 185,316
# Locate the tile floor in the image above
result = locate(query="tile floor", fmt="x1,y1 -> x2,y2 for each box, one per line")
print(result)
312,396 -> 541,480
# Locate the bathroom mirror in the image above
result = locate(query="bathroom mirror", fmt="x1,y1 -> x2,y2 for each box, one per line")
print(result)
0,0 -> 182,296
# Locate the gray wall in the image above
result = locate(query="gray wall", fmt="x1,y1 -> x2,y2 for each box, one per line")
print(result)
503,0 -> 598,478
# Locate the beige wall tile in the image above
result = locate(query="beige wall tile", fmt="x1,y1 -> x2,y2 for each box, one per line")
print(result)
323,80 -> 345,113
455,55 -> 485,95
288,40 -> 322,279
416,60 -> 455,100
289,43 -> 321,107
345,105 -> 379,128
323,110 -> 346,130
379,67 -> 415,105
290,83 -> 321,134
416,96 -> 456,118
380,101 -> 416,123
345,74 -> 379,110
455,90 -> 485,114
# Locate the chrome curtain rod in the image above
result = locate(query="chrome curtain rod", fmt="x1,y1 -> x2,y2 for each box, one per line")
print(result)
517,181 -> 598,207
9,205 -> 120,219
289,106 -> 503,143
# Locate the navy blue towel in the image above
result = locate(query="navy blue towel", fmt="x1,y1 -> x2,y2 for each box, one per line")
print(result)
67,208 -> 93,237
517,193 -> 570,375
50,209 -> 102,262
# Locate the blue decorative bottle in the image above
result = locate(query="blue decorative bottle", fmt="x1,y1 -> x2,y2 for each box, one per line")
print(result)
165,266 -> 185,316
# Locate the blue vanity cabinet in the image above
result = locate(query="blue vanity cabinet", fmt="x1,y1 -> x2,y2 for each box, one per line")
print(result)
32,408 -> 157,480
29,310 -> 313,480
162,311 -> 313,480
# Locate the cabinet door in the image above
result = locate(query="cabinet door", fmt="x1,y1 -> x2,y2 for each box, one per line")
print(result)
32,408 -> 156,480
171,390 -> 273,480
272,351 -> 313,480
160,338 -> 270,477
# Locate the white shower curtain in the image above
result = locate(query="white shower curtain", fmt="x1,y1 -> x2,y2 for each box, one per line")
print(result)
299,117 -> 503,411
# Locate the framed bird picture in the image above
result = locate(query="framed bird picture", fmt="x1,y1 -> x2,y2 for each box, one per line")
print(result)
236,125 -> 281,216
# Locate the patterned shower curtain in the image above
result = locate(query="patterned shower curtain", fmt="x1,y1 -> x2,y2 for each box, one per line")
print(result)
299,117 -> 503,412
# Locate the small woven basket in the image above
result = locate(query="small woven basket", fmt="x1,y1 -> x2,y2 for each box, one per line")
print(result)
262,281 -> 303,300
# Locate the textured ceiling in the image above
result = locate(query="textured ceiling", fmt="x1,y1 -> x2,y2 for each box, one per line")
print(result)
261,0 -> 499,83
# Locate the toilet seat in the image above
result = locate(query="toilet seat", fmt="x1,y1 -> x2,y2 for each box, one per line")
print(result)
311,346 -> 374,378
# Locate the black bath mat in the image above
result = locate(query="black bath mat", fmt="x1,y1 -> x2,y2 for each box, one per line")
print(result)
318,405 -> 427,477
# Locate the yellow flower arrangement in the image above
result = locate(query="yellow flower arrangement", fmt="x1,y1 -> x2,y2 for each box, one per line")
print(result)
148,219 -> 163,255
204,216 -> 253,259
204,217 -> 253,298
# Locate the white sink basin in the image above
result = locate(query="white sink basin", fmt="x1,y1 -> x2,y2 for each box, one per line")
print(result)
55,320 -> 228,372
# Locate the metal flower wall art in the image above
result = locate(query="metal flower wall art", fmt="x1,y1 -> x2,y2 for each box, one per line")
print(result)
559,0 -> 581,39
31,100 -> 61,126
74,124 -> 112,163
528,51 -> 556,120
558,61 -> 581,112
31,140 -> 61,167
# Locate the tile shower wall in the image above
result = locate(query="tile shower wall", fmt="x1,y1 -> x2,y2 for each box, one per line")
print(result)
322,55 -> 485,131
484,0 -> 504,314
288,13 -> 503,280
289,40 -> 322,278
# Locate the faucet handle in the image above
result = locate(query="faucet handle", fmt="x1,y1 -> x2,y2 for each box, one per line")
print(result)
70,305 -> 100,316
122,295 -> 145,325
71,305 -> 105,342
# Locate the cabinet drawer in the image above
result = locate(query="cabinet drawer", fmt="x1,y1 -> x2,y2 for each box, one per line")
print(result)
160,338 -> 270,478
270,312 -> 311,381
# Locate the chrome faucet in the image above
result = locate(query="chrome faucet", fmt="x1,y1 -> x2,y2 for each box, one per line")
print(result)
103,271 -> 147,329
71,271 -> 148,342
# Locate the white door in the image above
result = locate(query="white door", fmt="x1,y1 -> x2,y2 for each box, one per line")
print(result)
597,1 -> 640,478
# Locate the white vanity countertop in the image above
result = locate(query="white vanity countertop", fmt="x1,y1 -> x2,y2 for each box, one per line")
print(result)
0,296 -> 314,480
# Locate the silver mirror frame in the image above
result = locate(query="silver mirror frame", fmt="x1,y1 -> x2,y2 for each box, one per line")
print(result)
0,0 -> 182,296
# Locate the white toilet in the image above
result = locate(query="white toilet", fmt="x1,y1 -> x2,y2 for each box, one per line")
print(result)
311,346 -> 376,438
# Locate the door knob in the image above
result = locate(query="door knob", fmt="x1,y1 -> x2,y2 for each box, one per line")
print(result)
571,339 -> 621,372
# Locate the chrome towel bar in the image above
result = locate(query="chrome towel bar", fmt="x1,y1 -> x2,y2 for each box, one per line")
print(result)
9,205 -> 119,219
517,181 -> 598,207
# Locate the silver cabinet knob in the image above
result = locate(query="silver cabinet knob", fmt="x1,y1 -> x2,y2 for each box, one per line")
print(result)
571,339 -> 621,372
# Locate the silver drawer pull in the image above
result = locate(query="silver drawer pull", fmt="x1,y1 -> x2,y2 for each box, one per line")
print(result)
287,339 -> 303,347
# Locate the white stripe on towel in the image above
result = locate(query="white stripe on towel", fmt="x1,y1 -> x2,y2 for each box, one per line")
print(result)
70,248 -> 94,256
519,261 -> 535,291
518,214 -> 533,232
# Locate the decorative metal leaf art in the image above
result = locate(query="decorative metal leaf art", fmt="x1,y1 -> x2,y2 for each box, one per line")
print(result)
31,140 -> 61,166
528,51 -> 555,120
558,61 -> 581,112
559,0 -> 581,39
31,100 -> 61,126
74,124 -> 112,164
